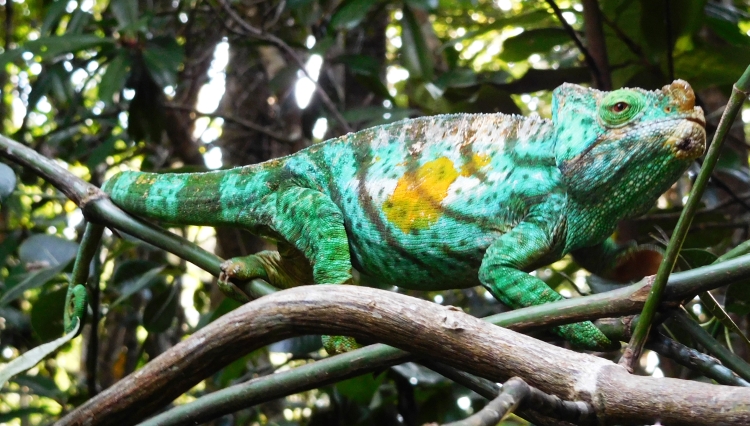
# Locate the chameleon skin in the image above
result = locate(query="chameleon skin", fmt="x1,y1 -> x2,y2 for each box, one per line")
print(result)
103,80 -> 706,350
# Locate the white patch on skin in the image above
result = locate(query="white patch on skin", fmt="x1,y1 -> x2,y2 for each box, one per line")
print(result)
486,170 -> 509,183
408,140 -> 425,155
365,177 -> 398,203
443,176 -> 481,204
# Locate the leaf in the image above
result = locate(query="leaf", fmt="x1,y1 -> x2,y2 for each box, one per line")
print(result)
110,0 -> 139,30
337,54 -> 381,77
679,248 -> 718,269
400,6 -> 434,80
335,372 -> 384,404
0,261 -> 71,307
40,0 -> 70,36
705,16 -> 750,47
0,34 -> 115,68
500,28 -> 571,62
142,286 -> 177,333
0,408 -> 50,423
110,264 -> 165,308
18,234 -> 79,267
726,280 -> 750,316
442,9 -> 554,50
30,287 -> 68,342
0,318 -> 80,388
10,374 -> 63,398
330,0 -> 380,30
99,50 -> 131,105
674,45 -> 750,89
0,163 -> 16,200
142,37 -> 184,88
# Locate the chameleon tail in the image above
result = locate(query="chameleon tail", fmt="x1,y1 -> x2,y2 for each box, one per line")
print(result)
102,164 -> 279,227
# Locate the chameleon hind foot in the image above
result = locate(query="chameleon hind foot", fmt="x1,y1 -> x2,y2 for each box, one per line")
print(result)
217,249 -> 314,302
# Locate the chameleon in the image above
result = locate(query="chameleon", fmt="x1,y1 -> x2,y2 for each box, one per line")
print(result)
102,80 -> 706,351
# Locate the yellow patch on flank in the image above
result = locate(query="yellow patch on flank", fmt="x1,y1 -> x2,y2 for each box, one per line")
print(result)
460,154 -> 491,176
383,157 -> 459,233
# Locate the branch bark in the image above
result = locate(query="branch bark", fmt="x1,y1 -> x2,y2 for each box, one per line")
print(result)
58,286 -> 750,426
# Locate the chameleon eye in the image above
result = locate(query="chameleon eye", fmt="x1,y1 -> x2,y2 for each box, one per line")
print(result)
599,90 -> 645,126
611,102 -> 629,113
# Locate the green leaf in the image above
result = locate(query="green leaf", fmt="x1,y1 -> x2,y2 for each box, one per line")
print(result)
400,6 -> 434,80
142,37 -> 184,88
337,54 -> 381,77
0,318 -> 80,388
674,45 -> 750,88
11,374 -> 63,399
335,373 -> 385,404
705,17 -> 750,46
0,163 -> 16,200
0,34 -> 115,68
0,261 -> 71,307
143,286 -> 178,333
99,50 -> 131,105
500,28 -> 570,62
31,287 -> 68,342
726,280 -> 750,316
330,0 -> 380,30
0,408 -> 50,423
111,264 -> 165,308
441,9 -> 553,50
41,0 -> 70,36
679,248 -> 718,269
110,0 -> 139,30
18,234 -> 79,267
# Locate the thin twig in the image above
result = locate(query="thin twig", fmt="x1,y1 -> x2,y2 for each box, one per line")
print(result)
165,104 -> 301,143
544,0 -> 603,89
620,65 -> 750,371
214,0 -> 352,133
646,332 -> 750,387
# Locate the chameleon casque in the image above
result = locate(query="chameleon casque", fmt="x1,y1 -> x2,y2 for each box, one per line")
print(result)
102,80 -> 706,350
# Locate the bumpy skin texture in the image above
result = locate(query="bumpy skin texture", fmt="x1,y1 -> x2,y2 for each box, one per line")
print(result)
103,80 -> 706,350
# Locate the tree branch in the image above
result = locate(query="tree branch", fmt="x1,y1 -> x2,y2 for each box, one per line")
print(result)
56,285 -> 750,425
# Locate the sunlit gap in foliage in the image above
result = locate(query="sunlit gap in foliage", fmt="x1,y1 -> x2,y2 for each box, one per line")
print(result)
295,35 -> 322,109
195,39 -> 230,169
311,117 -> 328,142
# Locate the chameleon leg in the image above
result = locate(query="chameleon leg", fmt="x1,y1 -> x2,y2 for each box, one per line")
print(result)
478,219 -> 613,350
270,186 -> 352,284
274,186 -> 358,353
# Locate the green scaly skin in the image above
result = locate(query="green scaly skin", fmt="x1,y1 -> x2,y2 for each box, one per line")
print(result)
102,80 -> 706,351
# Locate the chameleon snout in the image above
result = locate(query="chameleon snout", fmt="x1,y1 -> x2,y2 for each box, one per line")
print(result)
666,117 -> 706,160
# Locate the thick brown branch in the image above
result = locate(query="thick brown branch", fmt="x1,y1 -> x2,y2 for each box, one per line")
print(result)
58,286 -> 750,426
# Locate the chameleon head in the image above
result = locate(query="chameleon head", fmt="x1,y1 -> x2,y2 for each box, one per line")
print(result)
552,80 -> 705,206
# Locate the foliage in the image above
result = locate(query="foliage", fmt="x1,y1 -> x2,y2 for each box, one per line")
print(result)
1,0 -> 750,424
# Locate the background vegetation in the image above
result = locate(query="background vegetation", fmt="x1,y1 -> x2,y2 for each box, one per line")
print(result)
2,0 -> 750,424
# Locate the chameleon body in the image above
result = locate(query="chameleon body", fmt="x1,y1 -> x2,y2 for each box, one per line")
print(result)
103,81 -> 706,350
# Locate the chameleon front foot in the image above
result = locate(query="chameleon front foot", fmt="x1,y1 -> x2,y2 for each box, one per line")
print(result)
322,335 -> 363,354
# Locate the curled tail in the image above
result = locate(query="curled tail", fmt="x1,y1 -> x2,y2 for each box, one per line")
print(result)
102,165 -> 278,227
